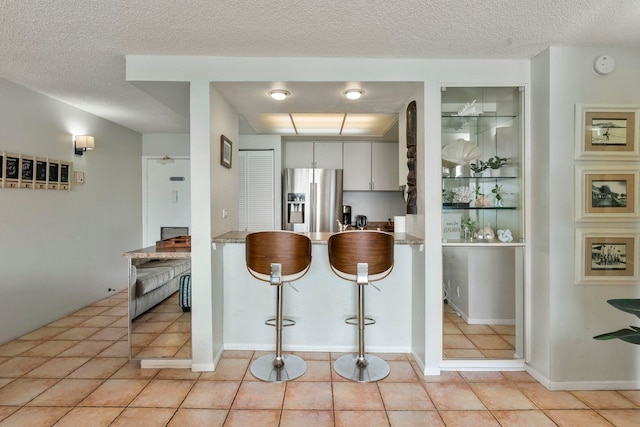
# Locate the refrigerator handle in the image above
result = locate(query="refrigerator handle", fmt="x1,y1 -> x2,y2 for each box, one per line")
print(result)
310,182 -> 316,231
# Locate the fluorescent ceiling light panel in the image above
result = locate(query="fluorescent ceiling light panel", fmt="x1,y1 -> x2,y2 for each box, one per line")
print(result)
291,113 -> 344,135
341,114 -> 397,136
244,113 -> 296,135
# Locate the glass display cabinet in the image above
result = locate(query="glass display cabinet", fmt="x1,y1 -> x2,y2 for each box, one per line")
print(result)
440,86 -> 525,362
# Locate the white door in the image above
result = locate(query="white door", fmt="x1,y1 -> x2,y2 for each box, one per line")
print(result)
239,150 -> 275,231
144,157 -> 191,246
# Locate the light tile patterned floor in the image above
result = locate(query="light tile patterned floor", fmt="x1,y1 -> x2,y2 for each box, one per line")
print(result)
443,302 -> 517,359
0,291 -> 639,426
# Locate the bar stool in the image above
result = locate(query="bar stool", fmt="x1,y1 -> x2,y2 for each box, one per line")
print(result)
245,231 -> 312,382
328,230 -> 394,382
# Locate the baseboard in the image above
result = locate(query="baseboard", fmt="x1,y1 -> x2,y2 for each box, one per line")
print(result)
141,359 -> 192,369
440,358 -> 526,371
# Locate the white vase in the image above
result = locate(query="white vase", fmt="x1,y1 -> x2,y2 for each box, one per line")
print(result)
490,168 -> 502,177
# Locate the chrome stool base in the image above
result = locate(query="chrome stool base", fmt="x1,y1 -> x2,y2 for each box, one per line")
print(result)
251,354 -> 307,382
334,353 -> 390,382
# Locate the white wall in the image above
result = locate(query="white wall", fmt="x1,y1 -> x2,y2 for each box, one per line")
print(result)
142,133 -> 189,156
0,78 -> 141,344
210,85 -> 239,236
531,47 -> 640,389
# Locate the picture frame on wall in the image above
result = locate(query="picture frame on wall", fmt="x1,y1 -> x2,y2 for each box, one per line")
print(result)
575,104 -> 640,160
575,164 -> 639,222
4,153 -> 20,188
47,160 -> 59,190
35,157 -> 47,189
59,161 -> 71,190
575,228 -> 639,285
20,156 -> 35,189
220,135 -> 232,168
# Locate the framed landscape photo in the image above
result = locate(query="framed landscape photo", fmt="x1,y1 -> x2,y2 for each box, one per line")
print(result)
220,135 -> 232,169
575,228 -> 639,285
575,164 -> 639,222
575,104 -> 640,160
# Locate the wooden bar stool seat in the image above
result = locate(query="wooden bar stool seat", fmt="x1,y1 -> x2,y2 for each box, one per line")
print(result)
328,230 -> 394,382
246,231 -> 312,382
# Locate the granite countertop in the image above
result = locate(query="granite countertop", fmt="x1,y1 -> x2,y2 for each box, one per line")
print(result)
212,230 -> 423,245
123,245 -> 191,259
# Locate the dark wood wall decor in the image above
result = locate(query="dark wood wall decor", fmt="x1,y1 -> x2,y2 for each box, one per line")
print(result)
406,101 -> 417,214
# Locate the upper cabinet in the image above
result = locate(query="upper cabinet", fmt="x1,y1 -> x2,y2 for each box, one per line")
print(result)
441,86 -> 524,242
284,141 -> 343,169
343,142 -> 399,191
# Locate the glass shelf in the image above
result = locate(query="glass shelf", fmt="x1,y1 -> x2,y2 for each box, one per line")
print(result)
443,176 -> 517,181
442,205 -> 516,210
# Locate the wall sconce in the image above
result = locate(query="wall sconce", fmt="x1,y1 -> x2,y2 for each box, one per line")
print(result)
74,135 -> 95,155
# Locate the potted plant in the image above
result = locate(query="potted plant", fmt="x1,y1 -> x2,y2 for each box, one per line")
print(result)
594,299 -> 640,345
486,156 -> 507,176
469,160 -> 487,177
460,217 -> 477,241
491,184 -> 503,207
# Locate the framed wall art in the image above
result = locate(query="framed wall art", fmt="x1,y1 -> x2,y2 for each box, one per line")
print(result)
220,135 -> 232,169
4,153 -> 20,188
575,164 -> 639,222
20,156 -> 35,189
35,157 -> 47,189
575,104 -> 640,160
575,228 -> 639,285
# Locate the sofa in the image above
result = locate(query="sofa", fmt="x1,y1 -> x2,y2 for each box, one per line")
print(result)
129,258 -> 191,319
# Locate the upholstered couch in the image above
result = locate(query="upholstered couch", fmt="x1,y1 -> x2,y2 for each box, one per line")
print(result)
129,258 -> 191,319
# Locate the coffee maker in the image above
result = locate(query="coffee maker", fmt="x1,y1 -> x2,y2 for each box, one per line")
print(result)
342,205 -> 352,226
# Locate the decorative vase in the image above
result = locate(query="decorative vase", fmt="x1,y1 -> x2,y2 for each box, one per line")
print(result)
490,168 -> 502,177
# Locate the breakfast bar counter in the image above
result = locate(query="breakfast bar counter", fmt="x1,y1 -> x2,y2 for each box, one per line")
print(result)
211,230 -> 423,354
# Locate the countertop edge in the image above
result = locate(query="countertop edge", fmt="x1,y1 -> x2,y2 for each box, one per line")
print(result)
211,231 -> 424,245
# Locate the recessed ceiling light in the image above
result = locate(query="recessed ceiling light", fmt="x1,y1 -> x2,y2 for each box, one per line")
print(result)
344,89 -> 364,100
269,89 -> 290,101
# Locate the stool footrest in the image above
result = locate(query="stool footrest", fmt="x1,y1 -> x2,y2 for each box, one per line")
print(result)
345,316 -> 376,326
265,317 -> 296,327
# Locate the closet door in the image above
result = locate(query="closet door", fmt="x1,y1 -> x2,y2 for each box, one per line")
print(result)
239,150 -> 275,231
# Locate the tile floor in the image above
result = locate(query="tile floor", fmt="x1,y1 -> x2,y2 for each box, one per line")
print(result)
443,302 -> 517,359
0,292 -> 639,426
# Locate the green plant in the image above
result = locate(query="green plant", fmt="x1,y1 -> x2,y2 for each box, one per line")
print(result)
469,160 -> 488,174
460,217 -> 477,232
474,186 -> 484,197
491,184 -> 503,201
442,189 -> 454,203
593,299 -> 640,345
486,156 -> 507,169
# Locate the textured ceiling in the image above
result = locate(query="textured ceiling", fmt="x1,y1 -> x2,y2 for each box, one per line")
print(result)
1,0 -> 639,133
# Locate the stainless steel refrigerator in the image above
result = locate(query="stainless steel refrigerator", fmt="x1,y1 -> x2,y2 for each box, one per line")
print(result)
283,168 -> 343,232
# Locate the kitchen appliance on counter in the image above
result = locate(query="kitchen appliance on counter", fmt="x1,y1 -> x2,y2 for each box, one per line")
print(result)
283,168 -> 343,232
342,205 -> 352,226
355,215 -> 368,230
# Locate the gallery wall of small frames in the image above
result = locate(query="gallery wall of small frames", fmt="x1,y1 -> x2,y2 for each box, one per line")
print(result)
1,152 -> 72,191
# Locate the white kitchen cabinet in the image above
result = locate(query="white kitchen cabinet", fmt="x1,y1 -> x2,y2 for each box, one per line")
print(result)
343,142 -> 399,191
284,141 -> 343,169
313,142 -> 343,169
284,142 -> 314,168
371,142 -> 399,191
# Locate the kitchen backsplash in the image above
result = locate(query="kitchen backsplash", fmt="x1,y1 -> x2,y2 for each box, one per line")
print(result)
343,191 -> 406,223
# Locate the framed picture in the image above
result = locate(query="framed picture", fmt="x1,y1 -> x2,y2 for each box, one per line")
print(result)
4,153 -> 20,188
575,228 -> 639,285
20,156 -> 35,189
575,104 -> 640,160
220,135 -> 232,168
35,157 -> 47,189
575,164 -> 639,222
47,160 -> 59,190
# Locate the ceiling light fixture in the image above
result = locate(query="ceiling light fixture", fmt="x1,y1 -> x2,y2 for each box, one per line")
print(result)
269,89 -> 290,101
344,89 -> 364,100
